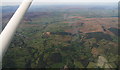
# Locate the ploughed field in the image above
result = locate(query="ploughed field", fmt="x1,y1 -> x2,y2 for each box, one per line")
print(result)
2,4 -> 119,68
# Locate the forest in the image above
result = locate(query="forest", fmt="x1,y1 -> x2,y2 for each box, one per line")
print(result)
2,3 -> 119,69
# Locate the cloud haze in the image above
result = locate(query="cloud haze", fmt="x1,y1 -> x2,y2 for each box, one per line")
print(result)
1,0 -> 119,6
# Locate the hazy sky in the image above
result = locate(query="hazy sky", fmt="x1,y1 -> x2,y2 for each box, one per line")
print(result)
1,0 -> 119,6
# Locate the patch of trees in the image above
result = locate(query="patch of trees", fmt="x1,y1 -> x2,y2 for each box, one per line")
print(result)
86,32 -> 113,41
108,28 -> 120,36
